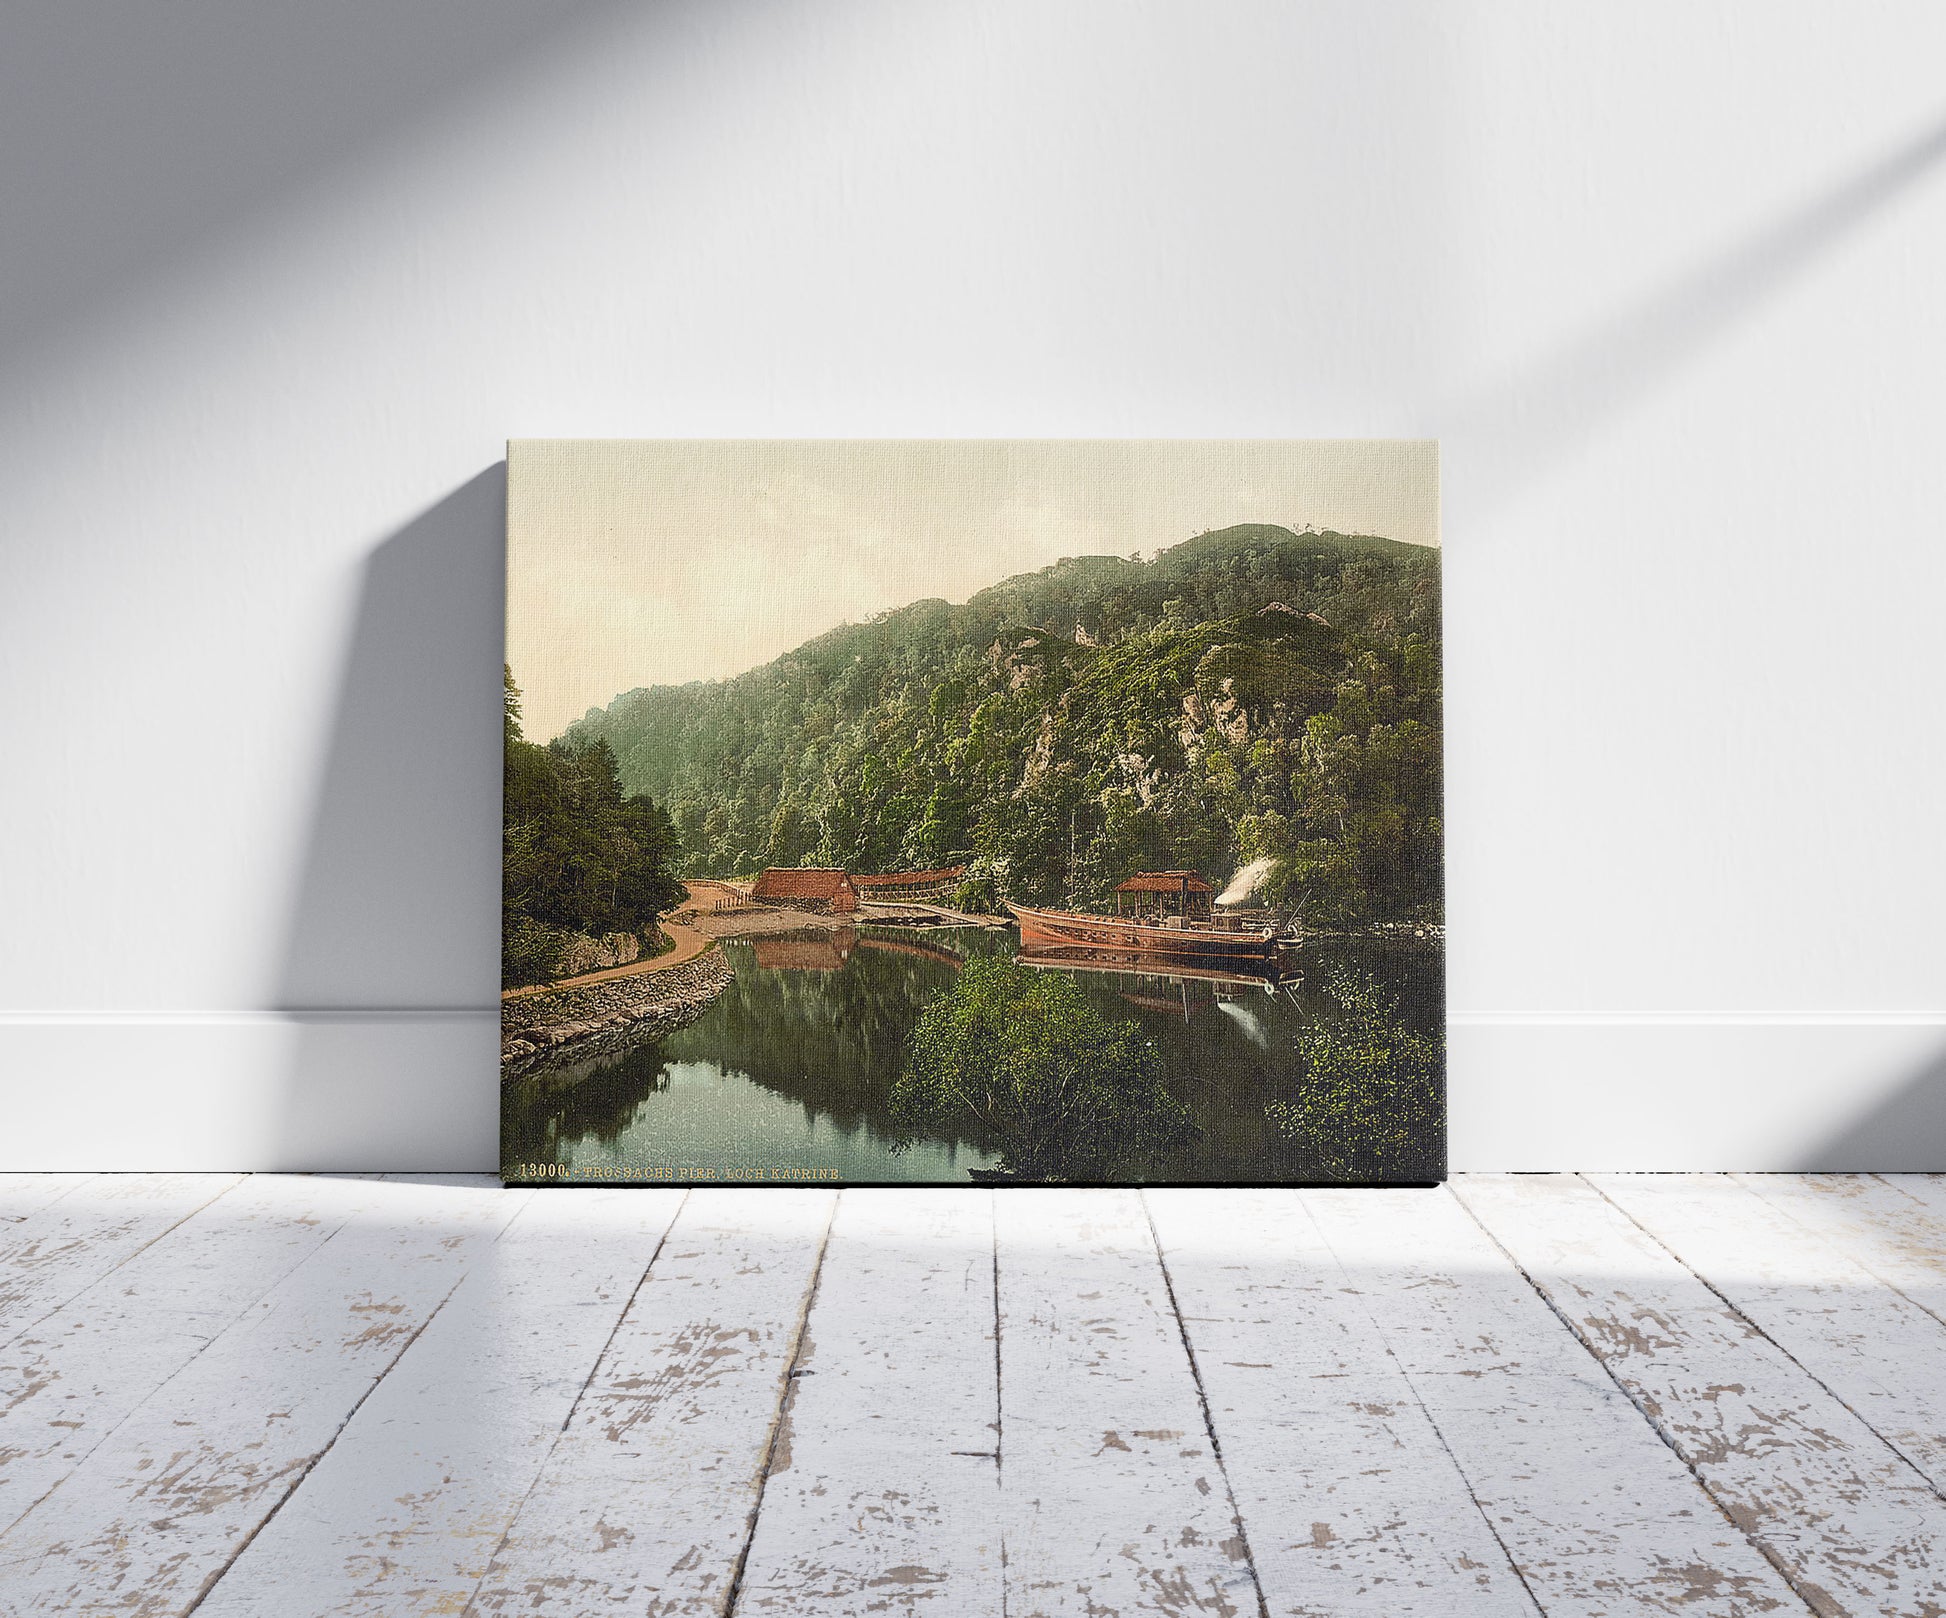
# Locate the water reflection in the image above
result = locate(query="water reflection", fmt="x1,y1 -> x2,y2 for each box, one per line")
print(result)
1015,944 -> 1284,1024
501,925 -> 1443,1184
749,930 -> 855,971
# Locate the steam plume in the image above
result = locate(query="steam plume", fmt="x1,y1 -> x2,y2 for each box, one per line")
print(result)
1215,857 -> 1274,907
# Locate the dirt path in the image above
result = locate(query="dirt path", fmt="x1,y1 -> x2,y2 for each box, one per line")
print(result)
500,899 -> 718,1001
501,886 -> 1009,1001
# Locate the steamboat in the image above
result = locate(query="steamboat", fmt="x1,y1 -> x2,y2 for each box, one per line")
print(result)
1003,870 -> 1281,962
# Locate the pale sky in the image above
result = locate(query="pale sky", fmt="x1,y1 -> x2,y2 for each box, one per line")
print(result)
507,439 -> 1439,741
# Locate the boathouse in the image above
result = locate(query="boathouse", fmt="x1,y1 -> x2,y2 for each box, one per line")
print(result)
749,867 -> 859,914
848,865 -> 967,903
1114,870 -> 1214,922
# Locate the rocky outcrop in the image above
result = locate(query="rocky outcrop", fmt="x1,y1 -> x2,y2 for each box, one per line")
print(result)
500,950 -> 734,1079
552,929 -> 652,977
504,921 -> 667,989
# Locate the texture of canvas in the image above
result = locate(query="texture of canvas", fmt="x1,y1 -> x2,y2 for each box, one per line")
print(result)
503,441 -> 1443,1185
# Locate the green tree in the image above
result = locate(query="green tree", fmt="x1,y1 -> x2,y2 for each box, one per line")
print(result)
1266,967 -> 1444,1180
891,959 -> 1189,1180
504,663 -> 524,747
502,668 -> 686,988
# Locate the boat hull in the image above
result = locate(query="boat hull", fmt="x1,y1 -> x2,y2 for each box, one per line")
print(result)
1004,902 -> 1277,960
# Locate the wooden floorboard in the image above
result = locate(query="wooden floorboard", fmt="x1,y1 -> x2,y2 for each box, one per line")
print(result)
1734,1174 -> 1946,1327
2,1174 -> 1943,1617
1458,1174 -> 1946,1617
1308,1185 -> 1806,1616
0,1174 -> 405,1538
0,1173 -> 245,1348
1592,1173 -> 1946,1499
732,1188 -> 1002,1615
0,1173 -> 96,1223
995,1188 -> 1260,1618
1147,1188 -> 1539,1616
464,1187 -> 837,1616
0,1175 -> 523,1616
193,1187 -> 687,1618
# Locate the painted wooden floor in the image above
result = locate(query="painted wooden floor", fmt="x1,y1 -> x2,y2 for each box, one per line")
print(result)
1,1176 -> 1943,1615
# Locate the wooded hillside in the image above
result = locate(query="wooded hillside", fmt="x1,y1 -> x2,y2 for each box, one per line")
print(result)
566,524 -> 1442,927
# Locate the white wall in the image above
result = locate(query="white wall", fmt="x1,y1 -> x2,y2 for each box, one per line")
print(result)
4,1 -> 1942,1171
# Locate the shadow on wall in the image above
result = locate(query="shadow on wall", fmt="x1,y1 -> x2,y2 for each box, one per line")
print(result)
1447,109 -> 1946,516
0,0 -> 642,377
1798,1041 -> 1946,1173
271,466 -> 506,1171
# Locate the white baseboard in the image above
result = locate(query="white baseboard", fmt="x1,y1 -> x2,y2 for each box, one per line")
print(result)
0,1013 -> 499,1172
1449,1018 -> 1946,1171
0,1014 -> 1940,1173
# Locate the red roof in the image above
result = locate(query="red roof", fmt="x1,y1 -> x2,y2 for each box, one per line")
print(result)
750,868 -> 856,901
850,865 -> 967,888
1116,870 -> 1213,893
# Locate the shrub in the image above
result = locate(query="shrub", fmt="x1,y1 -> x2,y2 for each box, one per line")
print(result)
501,916 -> 564,989
952,875 -> 1000,914
1266,966 -> 1443,1180
892,958 -> 1189,1180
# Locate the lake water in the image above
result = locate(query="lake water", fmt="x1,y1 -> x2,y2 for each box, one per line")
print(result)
501,924 -> 1444,1185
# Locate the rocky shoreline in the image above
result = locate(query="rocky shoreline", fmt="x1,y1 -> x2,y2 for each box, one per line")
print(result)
500,948 -> 735,1080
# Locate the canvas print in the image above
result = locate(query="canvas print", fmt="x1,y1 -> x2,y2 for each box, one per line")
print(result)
502,441 -> 1443,1185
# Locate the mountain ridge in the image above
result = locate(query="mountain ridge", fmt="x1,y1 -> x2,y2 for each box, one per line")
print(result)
561,522 -> 1441,925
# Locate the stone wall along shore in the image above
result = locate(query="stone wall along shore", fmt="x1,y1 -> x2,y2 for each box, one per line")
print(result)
500,948 -> 735,1079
